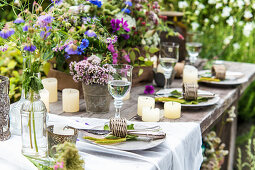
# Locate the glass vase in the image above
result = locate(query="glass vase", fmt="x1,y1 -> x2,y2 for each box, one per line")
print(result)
21,87 -> 48,158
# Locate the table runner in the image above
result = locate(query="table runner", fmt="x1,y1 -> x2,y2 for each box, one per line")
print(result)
0,114 -> 203,170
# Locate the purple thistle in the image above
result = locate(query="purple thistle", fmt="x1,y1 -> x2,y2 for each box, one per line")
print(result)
0,28 -> 15,39
24,44 -> 36,52
144,85 -> 155,94
85,30 -> 97,38
14,18 -> 25,24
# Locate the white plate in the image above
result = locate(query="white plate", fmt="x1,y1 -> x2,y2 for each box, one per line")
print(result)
156,88 -> 220,108
199,70 -> 248,85
79,124 -> 166,151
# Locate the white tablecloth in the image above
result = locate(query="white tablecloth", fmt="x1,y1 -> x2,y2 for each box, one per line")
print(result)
0,114 -> 203,170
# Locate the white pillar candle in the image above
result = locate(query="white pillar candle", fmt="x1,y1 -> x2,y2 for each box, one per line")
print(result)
42,78 -> 58,103
137,96 -> 155,116
164,102 -> 181,119
142,107 -> 160,122
53,124 -> 74,136
39,89 -> 50,113
157,64 -> 165,74
62,88 -> 79,112
183,65 -> 198,84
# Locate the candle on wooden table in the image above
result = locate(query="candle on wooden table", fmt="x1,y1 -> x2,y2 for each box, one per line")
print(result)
62,88 -> 79,112
164,102 -> 181,119
39,89 -> 50,112
42,78 -> 58,102
137,96 -> 155,116
142,107 -> 160,122
183,65 -> 198,84
53,124 -> 74,136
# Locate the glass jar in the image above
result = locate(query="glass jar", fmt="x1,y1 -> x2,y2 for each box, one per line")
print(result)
21,88 -> 48,158
0,75 -> 11,141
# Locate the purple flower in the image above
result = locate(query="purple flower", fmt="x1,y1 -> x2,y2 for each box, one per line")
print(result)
120,18 -> 130,32
111,18 -> 130,32
123,54 -> 130,62
40,26 -> 52,39
14,18 -> 25,24
37,14 -> 54,27
122,8 -> 131,14
24,44 -> 36,52
89,0 -> 102,8
85,123 -> 89,125
112,52 -> 118,64
65,43 -> 78,55
85,30 -> 97,38
144,85 -> 155,94
108,43 -> 115,53
125,1 -> 132,6
0,45 -> 8,52
121,34 -> 130,40
51,0 -> 62,4
0,28 -> 15,39
23,25 -> 29,31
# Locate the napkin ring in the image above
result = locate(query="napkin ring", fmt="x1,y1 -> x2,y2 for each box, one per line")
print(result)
110,118 -> 127,138
183,83 -> 198,100
212,65 -> 226,80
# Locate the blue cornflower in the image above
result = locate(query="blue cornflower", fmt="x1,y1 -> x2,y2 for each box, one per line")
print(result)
0,29 -> 15,39
24,45 -> 36,52
89,0 -> 102,8
77,39 -> 89,55
23,25 -> 29,31
125,1 -> 132,6
121,8 -> 131,14
85,30 -> 97,38
14,18 -> 25,24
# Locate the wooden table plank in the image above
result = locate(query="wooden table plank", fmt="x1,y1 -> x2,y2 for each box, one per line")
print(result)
50,61 -> 255,133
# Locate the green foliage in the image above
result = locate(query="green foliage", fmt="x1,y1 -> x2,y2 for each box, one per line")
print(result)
236,138 -> 255,170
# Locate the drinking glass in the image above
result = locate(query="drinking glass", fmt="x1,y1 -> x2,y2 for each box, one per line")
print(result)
186,32 -> 202,65
160,42 -> 179,92
108,64 -> 133,118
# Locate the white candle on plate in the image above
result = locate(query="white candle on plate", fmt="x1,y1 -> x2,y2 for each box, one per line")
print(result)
183,65 -> 198,84
42,78 -> 58,103
164,102 -> 181,119
62,88 -> 79,112
39,89 -> 50,112
53,124 -> 74,136
137,96 -> 155,116
142,107 -> 160,122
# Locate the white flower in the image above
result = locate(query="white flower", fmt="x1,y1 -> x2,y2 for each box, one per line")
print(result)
191,22 -> 199,30
195,10 -> 200,15
222,6 -> 232,17
238,21 -> 244,26
194,1 -> 199,5
252,3 -> 255,10
223,0 -> 228,4
226,16 -> 234,26
208,0 -> 216,4
216,3 -> 222,9
210,24 -> 215,29
178,1 -> 188,9
198,3 -> 205,10
244,0 -> 251,5
233,43 -> 240,50
243,22 -> 254,37
223,35 -> 233,45
244,10 -> 253,19
236,0 -> 245,7
213,16 -> 219,22
245,42 -> 249,46
204,18 -> 209,23
141,39 -> 146,45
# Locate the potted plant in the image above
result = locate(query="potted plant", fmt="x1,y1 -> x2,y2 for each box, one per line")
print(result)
70,55 -> 114,113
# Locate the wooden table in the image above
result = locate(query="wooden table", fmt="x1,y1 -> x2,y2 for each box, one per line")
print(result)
50,61 -> 255,170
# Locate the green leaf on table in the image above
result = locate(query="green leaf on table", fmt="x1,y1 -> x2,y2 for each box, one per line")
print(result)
104,124 -> 110,130
127,124 -> 135,130
149,47 -> 159,54
171,90 -> 182,95
138,68 -> 144,76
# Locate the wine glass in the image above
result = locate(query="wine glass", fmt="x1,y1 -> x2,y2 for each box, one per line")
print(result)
186,32 -> 202,65
108,64 -> 133,118
160,42 -> 179,93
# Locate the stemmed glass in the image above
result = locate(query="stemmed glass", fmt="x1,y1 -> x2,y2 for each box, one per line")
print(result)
108,64 -> 133,118
186,32 -> 202,65
160,42 -> 179,93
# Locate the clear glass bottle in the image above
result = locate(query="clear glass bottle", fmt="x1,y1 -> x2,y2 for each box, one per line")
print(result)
21,89 -> 48,158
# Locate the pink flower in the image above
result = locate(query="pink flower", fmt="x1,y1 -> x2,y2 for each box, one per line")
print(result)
144,85 -> 155,94
112,52 -> 118,64
123,54 -> 130,62
108,43 -> 115,53
178,34 -> 184,40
